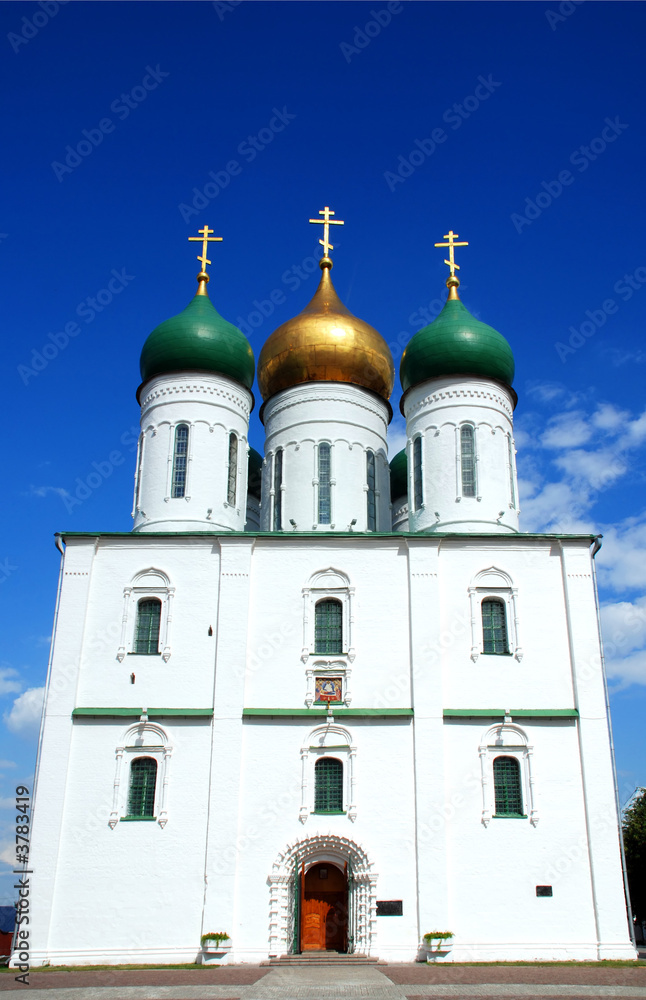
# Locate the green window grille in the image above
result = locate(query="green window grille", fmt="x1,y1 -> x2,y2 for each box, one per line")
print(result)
493,756 -> 523,816
318,443 -> 331,524
134,598 -> 161,654
227,432 -> 238,506
461,425 -> 476,497
366,450 -> 376,530
413,436 -> 423,511
273,449 -> 283,530
314,599 -> 342,654
171,424 -> 189,498
127,757 -> 157,818
482,598 -> 508,654
314,757 -> 343,812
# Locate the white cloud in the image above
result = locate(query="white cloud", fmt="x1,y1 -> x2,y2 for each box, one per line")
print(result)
596,519 -> 646,593
26,485 -> 70,501
0,760 -> 16,769
540,412 -> 593,450
0,797 -> 18,810
592,402 -> 629,432
4,687 -> 45,737
553,448 -> 626,491
388,419 -> 407,459
0,842 -> 17,866
0,667 -> 21,697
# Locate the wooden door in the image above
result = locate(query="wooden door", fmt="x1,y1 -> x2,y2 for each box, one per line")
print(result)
301,862 -> 347,952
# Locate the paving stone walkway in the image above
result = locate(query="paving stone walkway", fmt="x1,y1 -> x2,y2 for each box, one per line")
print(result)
2,964 -> 646,999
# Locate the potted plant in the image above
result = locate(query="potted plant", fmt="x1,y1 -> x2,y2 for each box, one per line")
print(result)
423,930 -> 454,960
200,932 -> 231,964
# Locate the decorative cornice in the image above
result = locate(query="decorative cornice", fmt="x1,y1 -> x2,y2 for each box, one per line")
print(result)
140,379 -> 251,417
406,386 -> 514,421
264,384 -> 390,428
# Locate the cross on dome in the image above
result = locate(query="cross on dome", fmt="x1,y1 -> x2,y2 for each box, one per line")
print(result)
188,225 -> 223,294
309,206 -> 344,266
434,229 -> 468,277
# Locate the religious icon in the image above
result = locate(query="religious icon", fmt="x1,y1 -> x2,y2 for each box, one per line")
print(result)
315,676 -> 342,703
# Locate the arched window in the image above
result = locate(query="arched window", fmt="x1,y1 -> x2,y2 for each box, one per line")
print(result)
134,598 -> 161,655
461,425 -> 476,497
482,598 -> 508,654
171,424 -> 189,498
366,450 -> 376,530
413,436 -> 423,511
318,443 -> 331,524
493,756 -> 523,816
314,757 -> 343,813
315,599 -> 342,654
273,449 -> 283,530
127,757 -> 157,818
227,432 -> 238,505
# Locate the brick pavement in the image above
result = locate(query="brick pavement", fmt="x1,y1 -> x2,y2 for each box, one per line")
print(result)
1,962 -> 646,999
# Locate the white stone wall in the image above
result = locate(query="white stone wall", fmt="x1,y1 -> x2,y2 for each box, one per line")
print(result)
22,532 -> 635,967
260,383 -> 391,533
134,371 -> 253,533
403,376 -> 519,534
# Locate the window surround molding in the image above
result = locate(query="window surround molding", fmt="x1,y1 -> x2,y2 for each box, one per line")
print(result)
165,421 -> 193,502
109,716 -> 172,829
299,723 -> 357,824
455,422 -> 481,502
305,660 -> 352,708
301,568 -> 355,663
468,566 -> 522,663
117,568 -> 175,662
478,721 -> 538,828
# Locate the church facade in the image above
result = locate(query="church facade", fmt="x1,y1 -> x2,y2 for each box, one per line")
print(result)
23,221 -> 636,965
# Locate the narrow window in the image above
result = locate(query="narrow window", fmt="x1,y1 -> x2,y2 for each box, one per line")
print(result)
482,598 -> 508,654
508,434 -> 516,506
318,443 -> 331,524
413,436 -> 423,511
273,449 -> 283,530
227,432 -> 238,505
314,757 -> 343,813
127,757 -> 157,818
171,424 -> 189,498
493,756 -> 523,816
314,599 -> 342,654
461,425 -> 476,497
366,450 -> 376,531
134,598 -> 161,655
133,433 -> 144,513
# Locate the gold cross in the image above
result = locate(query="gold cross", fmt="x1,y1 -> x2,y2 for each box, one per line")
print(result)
434,230 -> 468,277
309,206 -> 344,258
188,225 -> 223,275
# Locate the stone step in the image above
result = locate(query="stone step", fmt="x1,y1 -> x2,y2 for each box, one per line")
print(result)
262,952 -> 386,966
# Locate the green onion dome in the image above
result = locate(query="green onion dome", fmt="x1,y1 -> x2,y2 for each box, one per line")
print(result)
248,447 -> 263,500
400,293 -> 514,394
390,449 -> 408,501
139,290 -> 255,390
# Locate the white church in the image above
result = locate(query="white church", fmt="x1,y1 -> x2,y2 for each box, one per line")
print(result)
23,216 -> 636,966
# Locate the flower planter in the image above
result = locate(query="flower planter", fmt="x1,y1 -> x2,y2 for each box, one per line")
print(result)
200,940 -> 231,964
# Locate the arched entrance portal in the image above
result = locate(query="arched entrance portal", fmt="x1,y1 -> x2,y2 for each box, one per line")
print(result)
302,862 -> 347,952
269,834 -> 377,957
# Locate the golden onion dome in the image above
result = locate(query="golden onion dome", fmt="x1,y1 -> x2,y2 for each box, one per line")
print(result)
258,260 -> 395,402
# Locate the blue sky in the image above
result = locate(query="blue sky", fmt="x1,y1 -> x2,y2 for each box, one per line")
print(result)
2,0 -> 646,904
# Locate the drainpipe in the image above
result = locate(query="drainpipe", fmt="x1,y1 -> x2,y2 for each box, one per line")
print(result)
590,533 -> 637,948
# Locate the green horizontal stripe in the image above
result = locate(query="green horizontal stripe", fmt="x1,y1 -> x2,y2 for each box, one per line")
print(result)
242,708 -> 413,717
72,708 -> 213,718
443,709 -> 578,718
